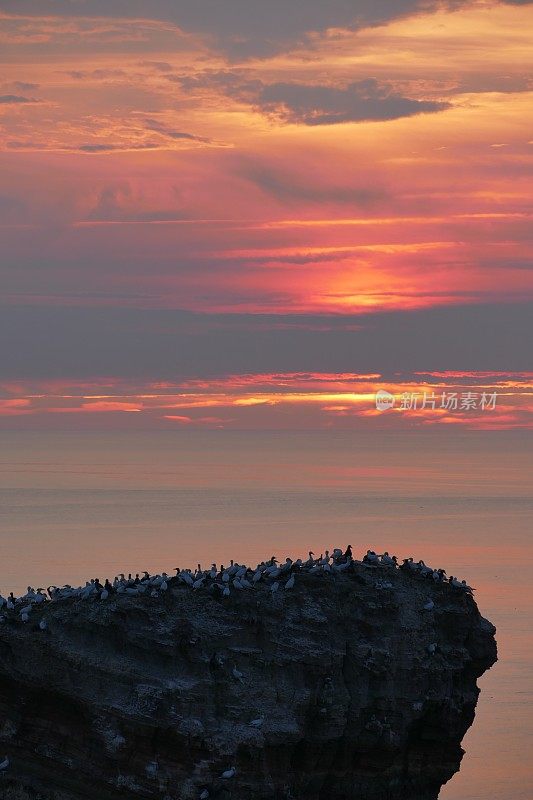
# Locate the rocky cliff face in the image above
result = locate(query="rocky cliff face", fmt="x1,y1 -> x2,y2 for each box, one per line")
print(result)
0,563 -> 496,800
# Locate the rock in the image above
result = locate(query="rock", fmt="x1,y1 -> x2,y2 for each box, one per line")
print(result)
0,563 -> 496,799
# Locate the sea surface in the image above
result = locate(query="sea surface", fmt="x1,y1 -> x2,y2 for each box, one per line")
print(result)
0,429 -> 532,799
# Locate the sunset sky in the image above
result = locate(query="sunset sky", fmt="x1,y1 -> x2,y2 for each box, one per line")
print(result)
1,0 -> 532,429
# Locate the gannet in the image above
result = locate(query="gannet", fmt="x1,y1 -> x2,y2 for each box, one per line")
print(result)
249,718 -> 264,727
221,767 -> 236,779
232,665 -> 244,683
200,790 -> 209,800
285,575 -> 295,589
270,582 -> 279,593
423,600 -> 435,611
39,619 -> 47,631
0,756 -> 9,771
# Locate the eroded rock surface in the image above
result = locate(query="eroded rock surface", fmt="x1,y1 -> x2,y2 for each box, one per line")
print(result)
0,564 -> 497,800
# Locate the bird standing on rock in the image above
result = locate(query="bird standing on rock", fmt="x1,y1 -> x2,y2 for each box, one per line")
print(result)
221,767 -> 236,779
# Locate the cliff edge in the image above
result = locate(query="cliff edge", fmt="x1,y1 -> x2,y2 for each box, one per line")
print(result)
0,557 -> 497,800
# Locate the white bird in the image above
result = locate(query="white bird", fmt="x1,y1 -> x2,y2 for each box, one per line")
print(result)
423,600 -> 435,611
193,578 -> 205,590
39,619 -> 47,631
222,572 -> 230,583
249,718 -> 264,727
232,578 -> 244,590
232,665 -> 244,683
221,767 -> 236,779
200,790 -> 209,800
222,586 -> 230,597
160,581 -> 168,591
284,575 -> 295,590
270,582 -> 279,593
266,567 -> 281,579
100,589 -> 109,600
0,756 -> 9,771
427,643 -> 437,655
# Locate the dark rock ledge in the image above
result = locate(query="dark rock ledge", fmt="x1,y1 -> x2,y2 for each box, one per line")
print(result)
0,559 -> 497,800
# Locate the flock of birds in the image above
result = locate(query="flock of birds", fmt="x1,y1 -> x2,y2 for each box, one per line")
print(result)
0,546 -> 474,631
0,547 -> 475,782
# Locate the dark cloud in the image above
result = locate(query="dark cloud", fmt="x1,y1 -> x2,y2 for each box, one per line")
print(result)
139,61 -> 174,72
178,72 -> 448,125
87,184 -> 188,222
12,81 -> 40,91
0,302 -> 530,381
236,157 -> 388,204
0,94 -> 38,104
0,1 -> 488,58
144,118 -> 211,143
255,78 -> 448,125
76,143 -> 157,152
64,69 -> 128,80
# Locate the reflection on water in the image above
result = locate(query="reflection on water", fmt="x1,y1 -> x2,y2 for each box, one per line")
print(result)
0,430 -> 531,799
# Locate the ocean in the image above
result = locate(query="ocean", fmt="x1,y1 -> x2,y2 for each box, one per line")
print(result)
0,429 -> 531,799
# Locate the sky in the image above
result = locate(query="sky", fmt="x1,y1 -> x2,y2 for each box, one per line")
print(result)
0,0 -> 532,430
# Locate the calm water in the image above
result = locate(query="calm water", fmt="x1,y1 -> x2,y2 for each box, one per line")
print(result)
0,430 -> 532,799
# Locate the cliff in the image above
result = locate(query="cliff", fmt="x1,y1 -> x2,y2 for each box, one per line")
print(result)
0,560 -> 497,800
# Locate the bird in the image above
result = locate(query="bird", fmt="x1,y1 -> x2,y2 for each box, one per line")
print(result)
0,756 -> 9,771
249,717 -> 264,727
221,767 -> 236,779
39,619 -> 48,631
232,665 -> 244,683
270,582 -> 279,593
200,790 -> 209,800
423,600 -> 435,611
285,575 -> 295,589
427,643 -> 438,655
222,586 -> 230,597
